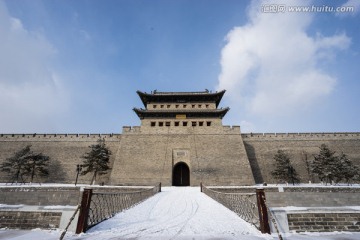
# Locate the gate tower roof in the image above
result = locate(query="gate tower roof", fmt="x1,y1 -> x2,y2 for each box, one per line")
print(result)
136,90 -> 226,107
133,107 -> 230,119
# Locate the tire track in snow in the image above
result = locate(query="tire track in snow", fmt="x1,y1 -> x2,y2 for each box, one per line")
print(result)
133,188 -> 199,237
170,194 -> 200,239
113,188 -> 193,238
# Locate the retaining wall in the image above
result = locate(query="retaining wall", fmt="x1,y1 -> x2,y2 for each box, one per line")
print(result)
0,211 -> 62,229
0,186 -> 151,231
0,187 -> 81,205
208,186 -> 360,233
287,212 -> 360,232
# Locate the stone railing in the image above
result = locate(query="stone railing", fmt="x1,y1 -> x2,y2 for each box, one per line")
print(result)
201,184 -> 270,233
76,183 -> 161,233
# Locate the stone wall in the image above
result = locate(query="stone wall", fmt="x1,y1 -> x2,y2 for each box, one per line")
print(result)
0,131 -> 360,186
266,191 -> 360,207
242,132 -> 360,184
0,186 -> 152,231
0,134 -> 121,184
110,126 -> 254,186
0,211 -> 62,229
208,186 -> 360,233
0,186 -> 152,205
208,186 -> 360,207
287,212 -> 360,232
0,187 -> 82,205
266,187 -> 360,233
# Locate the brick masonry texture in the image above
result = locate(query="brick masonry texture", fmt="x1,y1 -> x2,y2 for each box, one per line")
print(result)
0,132 -> 359,186
0,211 -> 62,229
208,186 -> 360,207
287,213 -> 360,232
209,186 -> 360,233
0,186 -> 152,206
0,187 -> 81,205
110,125 -> 254,186
0,134 -> 121,185
0,186 -> 155,230
266,192 -> 360,207
242,132 -> 360,184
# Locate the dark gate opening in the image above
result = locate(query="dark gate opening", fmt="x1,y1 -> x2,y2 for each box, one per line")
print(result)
172,162 -> 190,186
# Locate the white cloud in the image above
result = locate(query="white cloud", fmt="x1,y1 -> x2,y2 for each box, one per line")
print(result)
0,2 -> 69,132
337,0 -> 360,16
217,0 -> 350,119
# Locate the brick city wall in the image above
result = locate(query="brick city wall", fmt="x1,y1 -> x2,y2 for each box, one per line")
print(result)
110,125 -> 255,186
242,132 -> 360,184
287,212 -> 360,232
0,211 -> 62,229
0,131 -> 360,186
0,134 -> 121,184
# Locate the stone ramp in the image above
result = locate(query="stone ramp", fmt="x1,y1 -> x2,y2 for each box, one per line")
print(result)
80,187 -> 265,239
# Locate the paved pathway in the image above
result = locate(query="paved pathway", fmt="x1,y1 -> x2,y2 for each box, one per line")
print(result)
76,187 -> 266,239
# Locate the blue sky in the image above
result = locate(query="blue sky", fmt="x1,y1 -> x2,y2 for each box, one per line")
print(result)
0,0 -> 359,134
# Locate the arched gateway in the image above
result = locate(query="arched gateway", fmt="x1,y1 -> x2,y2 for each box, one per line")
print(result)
172,162 -> 190,186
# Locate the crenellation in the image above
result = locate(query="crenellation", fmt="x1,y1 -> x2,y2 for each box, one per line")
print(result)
242,132 -> 360,139
0,133 -> 120,141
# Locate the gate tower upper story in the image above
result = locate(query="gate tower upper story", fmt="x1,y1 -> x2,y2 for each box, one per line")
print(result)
132,90 -> 229,131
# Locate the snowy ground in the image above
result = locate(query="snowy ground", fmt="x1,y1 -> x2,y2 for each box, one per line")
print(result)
1,187 -> 360,240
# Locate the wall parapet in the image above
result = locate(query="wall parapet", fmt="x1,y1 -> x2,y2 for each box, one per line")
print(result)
208,185 -> 360,194
223,125 -> 241,133
122,126 -> 141,134
122,125 -> 242,135
242,132 -> 360,140
0,133 -> 121,141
